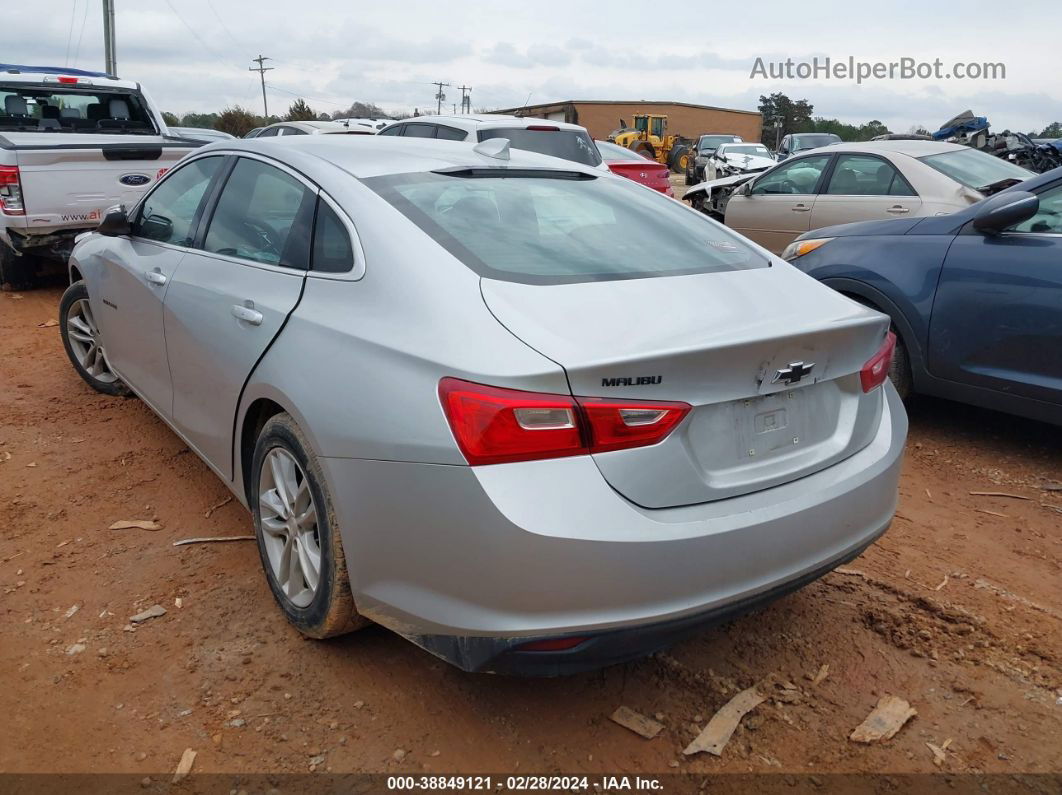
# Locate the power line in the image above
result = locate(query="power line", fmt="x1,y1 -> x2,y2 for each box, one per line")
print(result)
72,0 -> 91,67
249,54 -> 274,118
204,0 -> 244,52
64,0 -> 78,67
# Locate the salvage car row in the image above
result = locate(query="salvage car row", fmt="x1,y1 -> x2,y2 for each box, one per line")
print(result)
3,63 -> 1058,676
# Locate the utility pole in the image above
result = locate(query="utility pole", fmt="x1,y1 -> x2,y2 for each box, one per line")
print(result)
458,85 -> 472,114
102,0 -> 117,75
432,81 -> 449,115
249,55 -> 274,119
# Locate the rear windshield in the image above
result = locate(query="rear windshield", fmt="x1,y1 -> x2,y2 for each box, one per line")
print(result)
793,134 -> 840,149
595,139 -> 652,162
0,83 -> 157,134
364,170 -> 768,285
698,135 -> 740,152
477,128 -> 603,167
918,148 -> 1033,192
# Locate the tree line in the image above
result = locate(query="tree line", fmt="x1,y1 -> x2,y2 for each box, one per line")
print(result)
758,92 -> 1061,144
161,99 -> 397,137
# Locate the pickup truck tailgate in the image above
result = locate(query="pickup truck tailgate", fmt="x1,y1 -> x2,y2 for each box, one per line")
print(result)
5,134 -> 197,229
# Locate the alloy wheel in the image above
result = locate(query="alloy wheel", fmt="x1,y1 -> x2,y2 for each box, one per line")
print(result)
258,447 -> 322,608
66,298 -> 118,384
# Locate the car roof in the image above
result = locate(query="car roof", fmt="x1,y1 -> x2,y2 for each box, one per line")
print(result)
198,135 -> 604,179
379,114 -> 589,134
792,140 -> 968,158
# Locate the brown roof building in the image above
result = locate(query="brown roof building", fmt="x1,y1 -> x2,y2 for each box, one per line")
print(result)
495,100 -> 763,143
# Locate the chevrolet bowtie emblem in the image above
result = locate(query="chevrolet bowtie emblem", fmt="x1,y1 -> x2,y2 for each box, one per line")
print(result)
772,361 -> 816,385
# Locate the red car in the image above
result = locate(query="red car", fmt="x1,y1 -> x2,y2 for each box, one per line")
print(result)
595,140 -> 675,196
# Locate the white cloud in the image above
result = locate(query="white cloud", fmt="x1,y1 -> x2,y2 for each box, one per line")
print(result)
1,0 -> 1058,132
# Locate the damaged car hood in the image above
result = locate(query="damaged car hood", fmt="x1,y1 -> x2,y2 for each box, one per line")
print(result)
683,172 -> 754,199
716,152 -> 776,172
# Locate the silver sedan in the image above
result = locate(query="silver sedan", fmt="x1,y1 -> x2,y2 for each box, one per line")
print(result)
60,135 -> 907,674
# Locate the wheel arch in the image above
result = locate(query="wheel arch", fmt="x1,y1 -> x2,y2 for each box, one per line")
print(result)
234,384 -> 324,507
825,277 -> 927,387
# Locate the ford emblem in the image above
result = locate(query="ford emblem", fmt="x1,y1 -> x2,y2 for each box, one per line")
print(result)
119,174 -> 151,187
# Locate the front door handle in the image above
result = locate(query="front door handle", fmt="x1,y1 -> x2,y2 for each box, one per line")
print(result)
231,302 -> 263,326
791,204 -> 811,212
145,269 -> 167,286
887,205 -> 911,214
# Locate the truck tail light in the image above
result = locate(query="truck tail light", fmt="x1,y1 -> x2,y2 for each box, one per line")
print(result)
438,378 -> 690,466
0,165 -> 25,216
860,331 -> 896,393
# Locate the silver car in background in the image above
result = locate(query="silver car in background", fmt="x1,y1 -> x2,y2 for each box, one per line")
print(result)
60,135 -> 907,674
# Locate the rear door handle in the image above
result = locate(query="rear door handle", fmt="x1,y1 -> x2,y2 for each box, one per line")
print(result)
791,204 -> 811,212
887,205 -> 911,214
145,269 -> 167,286
231,302 -> 263,326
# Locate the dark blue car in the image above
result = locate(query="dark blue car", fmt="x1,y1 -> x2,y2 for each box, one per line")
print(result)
782,167 -> 1062,426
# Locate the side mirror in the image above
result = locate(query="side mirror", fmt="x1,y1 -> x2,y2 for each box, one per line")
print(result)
736,181 -> 752,196
97,207 -> 131,237
972,191 -> 1038,235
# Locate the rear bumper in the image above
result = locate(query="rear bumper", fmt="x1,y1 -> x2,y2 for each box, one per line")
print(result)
321,383 -> 907,673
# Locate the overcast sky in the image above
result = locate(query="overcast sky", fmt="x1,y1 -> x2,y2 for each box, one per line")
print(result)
3,0 -> 1059,133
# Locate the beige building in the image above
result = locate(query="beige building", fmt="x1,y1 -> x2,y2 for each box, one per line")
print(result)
496,100 -> 763,143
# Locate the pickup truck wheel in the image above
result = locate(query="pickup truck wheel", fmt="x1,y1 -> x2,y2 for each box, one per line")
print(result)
59,281 -> 130,396
0,246 -> 37,291
251,412 -> 369,639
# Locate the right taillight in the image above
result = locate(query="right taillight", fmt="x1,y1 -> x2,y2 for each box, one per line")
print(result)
0,165 -> 25,216
860,331 -> 896,393
438,378 -> 690,466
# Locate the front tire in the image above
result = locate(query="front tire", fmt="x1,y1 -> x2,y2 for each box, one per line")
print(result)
889,332 -> 913,400
59,281 -> 130,396
251,412 -> 368,638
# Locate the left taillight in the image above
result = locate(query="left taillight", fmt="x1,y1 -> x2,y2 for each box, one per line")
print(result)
860,331 -> 896,393
438,378 -> 690,466
0,165 -> 25,216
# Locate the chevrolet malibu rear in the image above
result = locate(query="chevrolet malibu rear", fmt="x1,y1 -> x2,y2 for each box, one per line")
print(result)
64,136 -> 906,676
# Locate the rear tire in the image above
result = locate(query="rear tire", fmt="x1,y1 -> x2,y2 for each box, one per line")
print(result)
0,245 -> 37,291
251,412 -> 369,639
630,140 -> 655,160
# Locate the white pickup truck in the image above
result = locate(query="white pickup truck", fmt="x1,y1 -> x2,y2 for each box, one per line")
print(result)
0,64 -> 203,289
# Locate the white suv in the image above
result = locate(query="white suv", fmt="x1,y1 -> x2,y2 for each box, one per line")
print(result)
377,114 -> 606,170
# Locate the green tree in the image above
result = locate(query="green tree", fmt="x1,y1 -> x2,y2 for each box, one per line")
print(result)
1037,121 -> 1062,138
758,92 -> 814,143
161,111 -> 179,126
179,112 -> 219,129
215,106 -> 262,137
330,101 -> 387,120
285,99 -> 316,121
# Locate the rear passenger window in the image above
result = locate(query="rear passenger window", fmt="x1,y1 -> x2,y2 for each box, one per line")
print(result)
435,126 -> 466,141
826,155 -> 916,196
203,158 -> 315,268
403,124 -> 435,138
311,199 -> 354,273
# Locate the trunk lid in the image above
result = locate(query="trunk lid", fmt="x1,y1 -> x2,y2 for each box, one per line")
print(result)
481,266 -> 888,508
606,161 -> 673,194
7,133 -> 199,229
